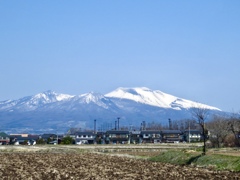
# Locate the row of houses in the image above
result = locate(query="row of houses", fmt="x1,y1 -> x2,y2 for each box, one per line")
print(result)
0,129 -> 203,145
0,133 -> 61,145
71,129 -> 203,144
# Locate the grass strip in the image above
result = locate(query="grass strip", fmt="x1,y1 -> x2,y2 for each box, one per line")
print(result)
149,150 -> 240,172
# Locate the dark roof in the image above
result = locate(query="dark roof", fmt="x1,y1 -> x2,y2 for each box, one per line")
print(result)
183,130 -> 202,134
14,137 -> 38,141
140,130 -> 161,134
41,134 -> 57,138
96,131 -> 105,135
9,135 -> 22,138
9,135 -> 39,140
161,130 -> 182,134
106,130 -> 129,134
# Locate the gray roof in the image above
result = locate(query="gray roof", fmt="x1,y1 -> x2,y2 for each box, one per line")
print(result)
131,131 -> 141,134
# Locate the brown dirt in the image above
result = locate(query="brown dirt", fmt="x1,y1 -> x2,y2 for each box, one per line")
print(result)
111,150 -> 162,157
0,152 -> 239,180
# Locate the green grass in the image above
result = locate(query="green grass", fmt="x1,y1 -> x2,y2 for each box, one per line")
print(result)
149,150 -> 199,165
196,154 -> 240,171
149,150 -> 240,172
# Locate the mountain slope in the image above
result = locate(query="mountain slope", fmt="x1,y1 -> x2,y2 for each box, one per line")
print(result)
105,87 -> 220,111
0,90 -> 74,111
0,87 -> 223,133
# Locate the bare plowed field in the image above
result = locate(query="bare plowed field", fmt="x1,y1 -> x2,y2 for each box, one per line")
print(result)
0,152 -> 239,180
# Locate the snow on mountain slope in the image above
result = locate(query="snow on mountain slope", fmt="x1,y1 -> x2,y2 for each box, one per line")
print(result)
0,87 -> 221,112
105,87 -> 221,111
79,92 -> 105,104
0,90 -> 74,111
28,90 -> 74,104
73,92 -> 114,109
0,87 -> 226,133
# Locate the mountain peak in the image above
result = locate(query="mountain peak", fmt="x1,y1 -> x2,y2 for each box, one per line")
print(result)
105,87 -> 220,111
80,92 -> 104,103
115,87 -> 150,92
105,87 -> 174,108
33,90 -> 73,102
0,87 -> 224,133
76,92 -> 112,109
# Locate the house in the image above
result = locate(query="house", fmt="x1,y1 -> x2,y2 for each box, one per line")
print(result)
10,134 -> 39,145
105,130 -> 130,144
48,140 -> 58,145
96,131 -> 106,144
40,134 -> 58,144
161,130 -> 183,143
10,134 -> 28,137
74,131 -> 96,144
130,130 -> 141,144
140,130 -> 161,143
0,132 -> 10,145
183,130 -> 202,142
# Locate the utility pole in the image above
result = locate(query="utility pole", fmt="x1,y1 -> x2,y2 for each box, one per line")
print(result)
56,129 -> 58,145
188,120 -> 190,143
129,124 -> 132,131
143,121 -> 146,130
168,118 -> 172,130
94,119 -> 96,134
117,117 -> 120,130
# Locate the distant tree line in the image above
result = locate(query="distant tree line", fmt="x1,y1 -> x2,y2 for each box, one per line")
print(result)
206,115 -> 240,148
65,107 -> 240,152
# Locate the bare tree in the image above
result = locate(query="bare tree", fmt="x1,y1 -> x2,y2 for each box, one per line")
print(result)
171,119 -> 198,131
192,106 -> 209,155
171,120 -> 179,130
66,127 -> 82,135
146,121 -> 163,130
226,115 -> 240,147
206,115 -> 229,148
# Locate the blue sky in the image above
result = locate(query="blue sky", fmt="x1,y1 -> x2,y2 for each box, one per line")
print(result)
0,1 -> 240,112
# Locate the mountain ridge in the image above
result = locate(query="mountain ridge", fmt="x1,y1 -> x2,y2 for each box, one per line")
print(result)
0,87 -> 223,133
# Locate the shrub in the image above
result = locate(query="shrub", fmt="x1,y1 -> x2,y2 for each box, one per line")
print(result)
36,138 -> 46,144
223,134 -> 236,147
61,136 -> 74,145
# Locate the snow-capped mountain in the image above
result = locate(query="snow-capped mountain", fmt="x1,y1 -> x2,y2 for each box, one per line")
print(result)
0,90 -> 74,111
0,87 -> 224,133
105,87 -> 220,111
77,92 -> 113,109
